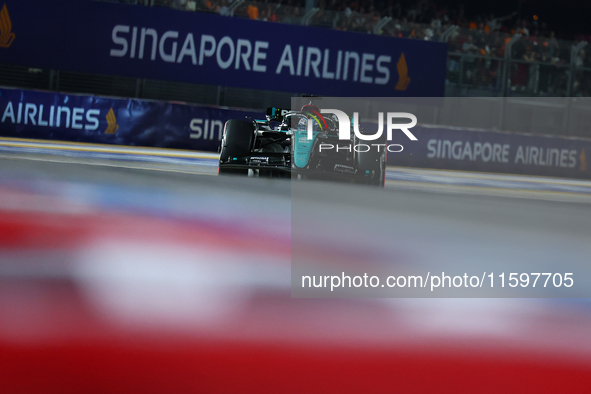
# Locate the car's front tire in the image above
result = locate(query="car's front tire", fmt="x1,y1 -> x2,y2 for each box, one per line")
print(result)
218,119 -> 254,176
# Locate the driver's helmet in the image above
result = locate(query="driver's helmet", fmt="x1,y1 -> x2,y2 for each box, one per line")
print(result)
298,104 -> 328,133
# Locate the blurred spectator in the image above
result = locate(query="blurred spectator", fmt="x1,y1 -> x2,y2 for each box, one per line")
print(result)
219,0 -> 230,16
516,20 -> 530,36
262,3 -> 278,22
247,1 -> 259,19
462,35 -> 479,83
485,12 -> 516,34
282,7 -> 302,24
547,32 -> 559,59
201,0 -> 215,11
173,0 -> 187,9
344,2 -> 353,18
462,35 -> 479,54
525,46 -> 540,93
351,7 -> 368,32
186,0 -> 196,11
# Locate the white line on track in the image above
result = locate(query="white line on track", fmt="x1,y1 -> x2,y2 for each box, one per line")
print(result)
0,137 -> 219,159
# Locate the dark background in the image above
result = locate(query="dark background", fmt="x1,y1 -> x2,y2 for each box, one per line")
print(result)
441,0 -> 591,38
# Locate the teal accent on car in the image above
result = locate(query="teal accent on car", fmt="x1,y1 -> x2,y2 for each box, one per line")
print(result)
293,128 -> 318,168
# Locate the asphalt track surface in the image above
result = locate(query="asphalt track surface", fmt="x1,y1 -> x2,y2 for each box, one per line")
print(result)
1,137 -> 591,392
2,136 -> 591,201
1,137 -> 591,297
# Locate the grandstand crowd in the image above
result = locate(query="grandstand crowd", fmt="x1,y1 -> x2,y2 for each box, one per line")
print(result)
160,0 -> 580,61
122,0 -> 591,96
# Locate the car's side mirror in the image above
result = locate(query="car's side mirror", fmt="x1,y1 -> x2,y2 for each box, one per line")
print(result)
266,107 -> 290,122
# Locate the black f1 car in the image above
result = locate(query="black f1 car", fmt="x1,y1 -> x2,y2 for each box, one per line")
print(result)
218,104 -> 387,187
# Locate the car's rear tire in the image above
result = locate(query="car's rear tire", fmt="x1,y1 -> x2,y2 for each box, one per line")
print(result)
219,119 -> 254,175
355,135 -> 387,187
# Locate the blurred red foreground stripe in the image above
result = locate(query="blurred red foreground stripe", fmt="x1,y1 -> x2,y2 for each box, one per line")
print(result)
1,341 -> 590,394
0,190 -> 590,393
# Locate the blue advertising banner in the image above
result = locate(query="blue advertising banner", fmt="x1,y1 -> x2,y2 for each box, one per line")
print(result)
6,88 -> 587,180
0,87 -> 261,151
0,0 -> 446,97
386,125 -> 591,180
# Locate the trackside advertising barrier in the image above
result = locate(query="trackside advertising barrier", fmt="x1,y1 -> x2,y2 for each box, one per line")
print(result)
386,125 -> 591,180
0,88 -> 261,151
2,88 -> 590,180
0,0 -> 446,97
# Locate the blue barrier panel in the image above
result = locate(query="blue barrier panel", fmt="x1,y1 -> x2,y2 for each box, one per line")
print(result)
0,87 -> 261,151
0,0 -> 446,97
3,88 -> 590,180
385,125 -> 591,180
